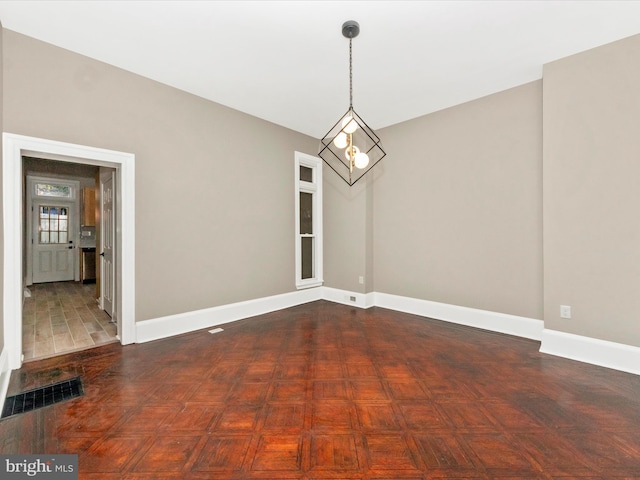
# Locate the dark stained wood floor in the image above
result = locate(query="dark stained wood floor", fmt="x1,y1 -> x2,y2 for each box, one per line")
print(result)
2,300 -> 640,479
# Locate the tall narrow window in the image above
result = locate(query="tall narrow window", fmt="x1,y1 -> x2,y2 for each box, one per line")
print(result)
295,152 -> 323,289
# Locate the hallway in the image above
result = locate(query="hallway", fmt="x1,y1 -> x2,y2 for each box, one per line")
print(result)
22,281 -> 118,361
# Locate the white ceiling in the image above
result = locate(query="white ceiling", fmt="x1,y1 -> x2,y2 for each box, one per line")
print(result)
1,1 -> 640,138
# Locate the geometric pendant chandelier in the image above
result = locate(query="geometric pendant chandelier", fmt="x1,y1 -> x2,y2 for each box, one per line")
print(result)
318,20 -> 386,186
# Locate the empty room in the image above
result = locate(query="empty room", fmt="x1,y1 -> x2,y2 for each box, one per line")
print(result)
1,1 -> 640,478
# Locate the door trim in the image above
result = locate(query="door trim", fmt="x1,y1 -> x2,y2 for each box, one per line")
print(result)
3,133 -> 136,370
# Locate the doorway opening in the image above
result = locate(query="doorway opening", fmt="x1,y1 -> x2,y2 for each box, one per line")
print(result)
23,165 -> 117,361
3,133 -> 136,371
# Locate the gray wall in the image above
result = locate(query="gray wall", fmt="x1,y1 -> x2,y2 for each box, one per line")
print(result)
373,81 -> 543,320
323,173 -> 373,293
543,34 -> 640,347
2,29 -> 318,322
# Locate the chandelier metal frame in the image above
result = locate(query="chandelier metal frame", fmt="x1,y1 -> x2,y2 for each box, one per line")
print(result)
318,20 -> 386,186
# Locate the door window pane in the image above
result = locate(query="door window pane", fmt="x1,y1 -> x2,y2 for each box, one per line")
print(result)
39,205 -> 70,244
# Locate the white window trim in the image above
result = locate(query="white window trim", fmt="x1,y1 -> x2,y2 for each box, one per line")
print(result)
295,151 -> 323,289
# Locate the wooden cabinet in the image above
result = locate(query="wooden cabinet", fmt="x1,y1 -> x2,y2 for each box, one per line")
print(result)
82,187 -> 96,226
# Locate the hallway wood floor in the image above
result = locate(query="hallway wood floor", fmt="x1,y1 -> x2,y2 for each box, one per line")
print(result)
2,300 -> 640,479
23,281 -> 118,361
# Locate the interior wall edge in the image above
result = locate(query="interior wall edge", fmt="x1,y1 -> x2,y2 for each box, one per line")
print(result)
322,287 -> 375,309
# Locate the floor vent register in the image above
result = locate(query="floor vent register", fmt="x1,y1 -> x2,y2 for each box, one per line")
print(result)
1,376 -> 84,419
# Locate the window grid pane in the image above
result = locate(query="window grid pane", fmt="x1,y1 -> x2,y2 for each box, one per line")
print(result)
39,205 -> 69,245
299,166 -> 313,182
300,192 -> 313,234
301,237 -> 314,279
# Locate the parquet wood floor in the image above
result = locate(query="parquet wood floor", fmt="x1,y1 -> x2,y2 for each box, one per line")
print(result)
2,300 -> 640,479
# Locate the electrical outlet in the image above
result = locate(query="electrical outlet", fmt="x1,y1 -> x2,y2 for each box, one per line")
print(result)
560,305 -> 572,319
358,276 -> 364,284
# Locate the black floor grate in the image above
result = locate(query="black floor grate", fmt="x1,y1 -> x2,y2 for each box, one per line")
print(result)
1,377 -> 83,419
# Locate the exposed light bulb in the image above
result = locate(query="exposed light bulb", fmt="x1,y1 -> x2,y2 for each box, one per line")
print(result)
345,145 -> 360,162
342,115 -> 358,134
354,151 -> 370,169
333,132 -> 348,149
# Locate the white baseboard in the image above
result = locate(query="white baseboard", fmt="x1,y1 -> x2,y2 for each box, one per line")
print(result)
138,287 -> 543,346
136,287 -> 639,377
373,292 -> 544,341
136,288 -> 323,343
540,329 -> 640,376
0,347 -> 11,403
321,287 -> 375,309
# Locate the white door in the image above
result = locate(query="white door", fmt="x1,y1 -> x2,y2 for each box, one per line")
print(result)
101,173 -> 115,317
32,202 -> 75,283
